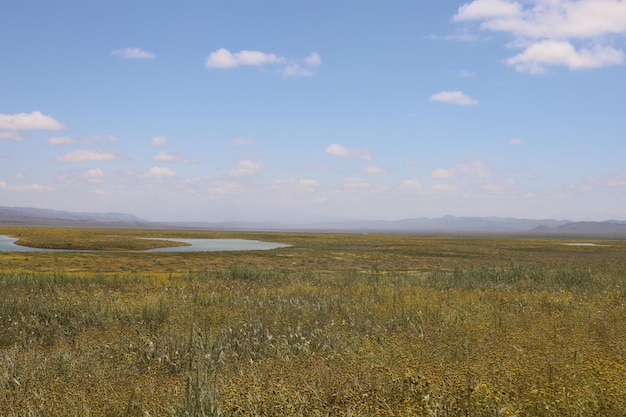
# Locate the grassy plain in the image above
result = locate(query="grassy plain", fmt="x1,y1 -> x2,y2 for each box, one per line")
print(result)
1,226 -> 625,416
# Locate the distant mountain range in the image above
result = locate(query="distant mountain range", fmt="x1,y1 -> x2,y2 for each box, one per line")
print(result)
0,206 -> 144,227
2,206 -> 626,236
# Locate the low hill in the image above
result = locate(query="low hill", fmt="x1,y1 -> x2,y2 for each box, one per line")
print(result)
0,206 -> 146,227
2,206 -> 625,236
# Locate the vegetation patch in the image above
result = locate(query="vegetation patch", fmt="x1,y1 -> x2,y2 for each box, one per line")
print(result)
1,227 -> 625,415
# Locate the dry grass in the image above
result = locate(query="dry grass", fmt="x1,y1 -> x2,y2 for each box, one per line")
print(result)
1,227 -> 626,416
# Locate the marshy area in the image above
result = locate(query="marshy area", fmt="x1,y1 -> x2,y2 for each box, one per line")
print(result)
1,227 -> 626,416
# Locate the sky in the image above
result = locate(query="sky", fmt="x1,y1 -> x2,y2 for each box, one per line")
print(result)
1,0 -> 626,223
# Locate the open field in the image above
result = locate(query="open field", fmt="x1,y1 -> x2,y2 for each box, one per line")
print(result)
1,227 -> 626,416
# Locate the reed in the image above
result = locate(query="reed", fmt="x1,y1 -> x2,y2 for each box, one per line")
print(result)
1,230 -> 626,415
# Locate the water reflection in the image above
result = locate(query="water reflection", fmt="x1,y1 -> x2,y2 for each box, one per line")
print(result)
0,235 -> 290,252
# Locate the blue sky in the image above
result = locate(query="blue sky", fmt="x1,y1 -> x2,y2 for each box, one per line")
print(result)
1,0 -> 626,222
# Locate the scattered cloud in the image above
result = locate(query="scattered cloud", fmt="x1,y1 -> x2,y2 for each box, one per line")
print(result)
271,178 -> 319,193
405,160 -> 420,167
54,149 -> 118,163
228,159 -> 265,177
0,181 -> 51,192
400,179 -> 424,191
153,151 -> 199,163
82,168 -> 106,183
325,144 -> 372,160
140,166 -> 177,179
48,134 -> 117,145
0,111 -> 66,131
431,168 -> 456,179
506,41 -> 624,73
457,159 -> 491,178
283,52 -> 322,77
431,183 -> 460,193
304,52 -> 322,67
509,137 -> 523,145
205,48 -> 285,69
0,131 -> 25,141
343,177 -> 370,189
206,180 -> 247,197
151,136 -> 168,146
453,0 -> 626,72
430,90 -> 479,106
431,159 -> 492,180
112,47 -> 156,59
362,165 -> 388,174
570,172 -> 626,191
58,168 -> 107,184
205,48 -> 321,77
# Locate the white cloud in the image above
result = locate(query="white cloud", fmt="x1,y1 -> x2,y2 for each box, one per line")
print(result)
483,183 -> 505,194
140,166 -> 177,179
362,165 -> 388,174
430,91 -> 479,106
205,48 -> 321,77
0,181 -> 51,192
0,111 -> 66,130
206,180 -> 247,197
431,183 -> 460,193
343,177 -> 370,188
400,179 -> 424,191
506,40 -> 624,73
325,144 -> 372,160
151,136 -> 168,146
54,149 -> 117,163
431,168 -> 456,179
454,0 -> 521,21
59,168 -> 107,184
228,159 -> 265,176
112,47 -> 156,59
283,52 -> 323,77
153,151 -> 198,163
0,131 -> 25,141
509,137 -> 523,145
453,0 -> 626,72
83,168 -> 106,183
571,172 -> 626,191
431,159 -> 491,180
48,136 -> 75,145
283,63 -> 314,77
455,0 -> 626,39
304,52 -> 322,67
271,178 -> 319,193
48,134 -> 117,145
457,159 -> 491,178
205,48 -> 285,69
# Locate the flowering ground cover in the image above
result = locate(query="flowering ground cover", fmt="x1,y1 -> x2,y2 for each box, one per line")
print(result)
1,227 -> 625,416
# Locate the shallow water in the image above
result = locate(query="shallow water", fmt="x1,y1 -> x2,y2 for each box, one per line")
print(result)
0,235 -> 46,252
144,238 -> 290,252
563,243 -> 609,247
0,235 -> 290,252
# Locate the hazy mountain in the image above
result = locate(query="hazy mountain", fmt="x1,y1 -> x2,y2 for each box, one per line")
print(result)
0,206 -> 145,226
2,206 -> 626,236
533,221 -> 626,236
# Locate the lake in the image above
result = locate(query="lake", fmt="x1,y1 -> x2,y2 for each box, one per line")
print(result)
0,235 -> 290,252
